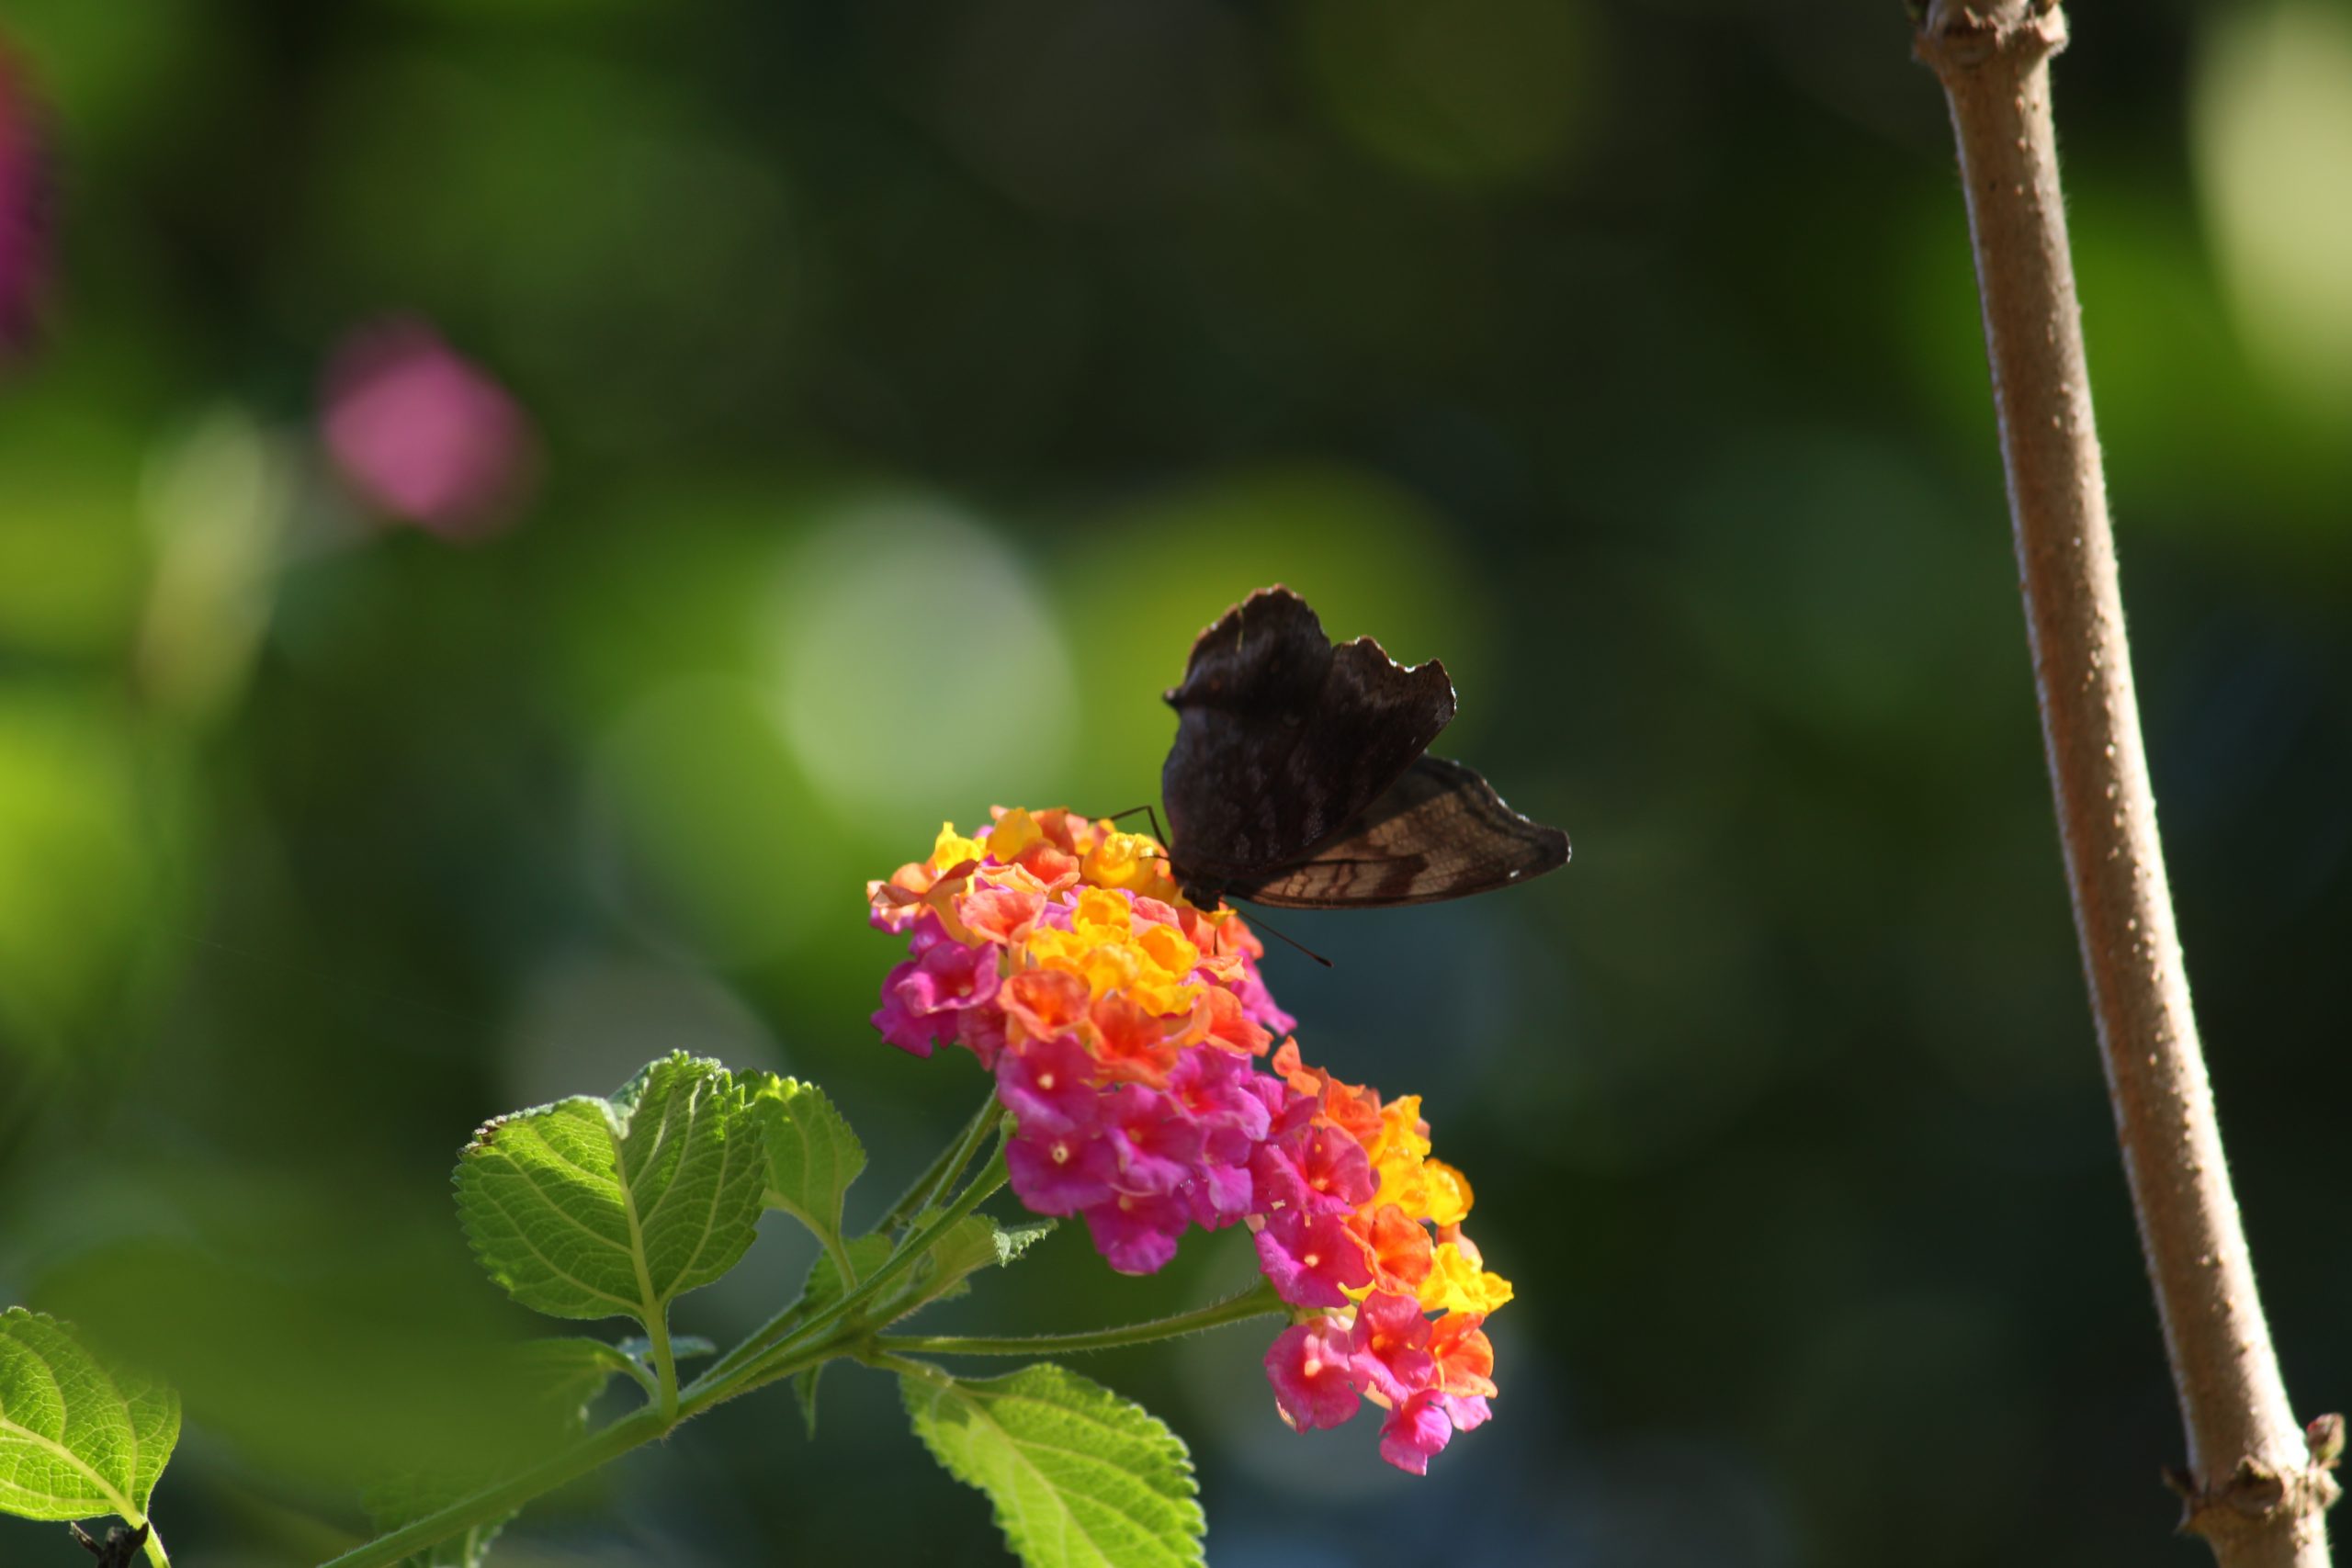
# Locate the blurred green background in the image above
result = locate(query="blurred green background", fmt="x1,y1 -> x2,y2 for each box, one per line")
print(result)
4,0 -> 2351,1562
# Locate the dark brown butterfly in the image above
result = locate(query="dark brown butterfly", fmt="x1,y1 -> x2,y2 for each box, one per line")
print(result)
69,1522 -> 151,1568
1160,586 -> 1569,909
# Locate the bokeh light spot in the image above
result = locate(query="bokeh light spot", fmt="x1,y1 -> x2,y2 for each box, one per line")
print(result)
0,695 -> 149,1061
772,497 -> 1075,824
2194,0 -> 2352,423
503,951 -> 779,1113
136,406 -> 292,721
585,675 -> 840,967
1297,0 -> 1599,190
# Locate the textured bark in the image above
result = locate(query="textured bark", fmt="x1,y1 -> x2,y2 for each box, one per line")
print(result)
1913,3 -> 2336,1562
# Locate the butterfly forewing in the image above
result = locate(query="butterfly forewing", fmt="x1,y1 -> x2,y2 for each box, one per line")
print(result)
1230,754 -> 1570,908
1161,588 -> 1455,881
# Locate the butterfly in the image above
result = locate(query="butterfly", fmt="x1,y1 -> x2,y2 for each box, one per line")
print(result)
69,1522 -> 151,1568
1159,586 -> 1569,910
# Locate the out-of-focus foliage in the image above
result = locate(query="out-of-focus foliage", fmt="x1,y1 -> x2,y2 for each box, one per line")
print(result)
0,0 -> 2347,1563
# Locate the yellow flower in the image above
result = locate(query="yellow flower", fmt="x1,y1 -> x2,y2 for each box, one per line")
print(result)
1071,886 -> 1133,939
1084,830 -> 1182,902
928,821 -> 985,873
1419,1242 -> 1514,1315
1420,1158 -> 1473,1228
989,807 -> 1045,863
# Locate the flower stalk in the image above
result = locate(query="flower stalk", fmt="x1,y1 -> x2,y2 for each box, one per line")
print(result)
879,1278 -> 1286,1359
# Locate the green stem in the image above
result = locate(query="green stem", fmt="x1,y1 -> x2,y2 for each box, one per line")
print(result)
324,1132 -> 1015,1568
876,1278 -> 1286,1359
644,1307 -> 679,1425
697,1296 -> 810,1390
820,1229 -> 860,1292
320,1405 -> 664,1568
695,1147 -> 1010,1396
321,1332 -> 848,1568
880,1094 -> 1005,1235
863,1348 -> 947,1382
702,1126 -> 1009,1391
141,1523 -> 171,1568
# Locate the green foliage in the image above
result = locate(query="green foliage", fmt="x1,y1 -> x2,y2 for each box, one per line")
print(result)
361,1333 -> 684,1566
612,1334 -> 717,1393
360,1484 -> 504,1568
26,1055 -> 1216,1568
791,1363 -> 826,1442
757,1077 -> 866,1250
785,1233 -> 894,1443
0,1308 -> 178,1528
899,1363 -> 1204,1568
788,1212 -> 1054,1439
454,1053 -> 767,1325
804,1234 -> 895,1315
910,1215 -> 1057,1310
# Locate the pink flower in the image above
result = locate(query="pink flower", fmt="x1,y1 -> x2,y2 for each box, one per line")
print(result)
1081,1190 -> 1191,1275
1099,1085 -> 1203,1196
1377,1390 -> 1457,1476
1005,1124 -> 1118,1216
322,318 -> 536,537
1265,1322 -> 1362,1432
1182,1159 -> 1253,1230
1166,1045 -> 1271,1160
872,941 -> 1002,1057
0,48 -> 51,359
995,1032 -> 1100,1134
1252,1206 -> 1372,1309
1444,1393 -> 1492,1434
1250,1120 -> 1373,1218
956,1003 -> 1009,1068
1347,1291 -> 1436,1404
871,962 -> 937,1057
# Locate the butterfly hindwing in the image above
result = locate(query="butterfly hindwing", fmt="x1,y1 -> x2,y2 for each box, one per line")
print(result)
1230,754 -> 1571,908
1160,588 -> 1455,881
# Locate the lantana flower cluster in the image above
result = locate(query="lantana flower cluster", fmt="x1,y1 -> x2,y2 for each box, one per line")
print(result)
867,807 -> 1512,1473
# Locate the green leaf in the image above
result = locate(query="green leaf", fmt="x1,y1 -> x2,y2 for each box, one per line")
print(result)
777,1229 -> 895,1444
899,1363 -> 1204,1568
990,1217 -> 1057,1265
804,1234 -> 894,1316
616,1333 -> 715,1371
455,1054 -> 767,1325
910,1215 -> 1057,1308
0,1307 -> 178,1528
791,1364 -> 824,1440
755,1077 -> 865,1247
518,1337 -> 652,1414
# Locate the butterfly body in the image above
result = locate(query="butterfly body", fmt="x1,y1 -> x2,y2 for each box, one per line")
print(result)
1160,587 -> 1569,910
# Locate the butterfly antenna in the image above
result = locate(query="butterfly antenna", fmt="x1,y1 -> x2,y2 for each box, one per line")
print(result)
1099,804 -> 1171,847
1242,909 -> 1334,968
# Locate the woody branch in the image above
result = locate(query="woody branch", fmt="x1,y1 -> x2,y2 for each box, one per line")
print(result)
1911,2 -> 2336,1562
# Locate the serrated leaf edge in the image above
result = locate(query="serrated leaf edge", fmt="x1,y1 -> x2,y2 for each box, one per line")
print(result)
757,1077 -> 866,1244
0,1307 -> 177,1526
903,1365 -> 1204,1568
453,1053 -> 763,1324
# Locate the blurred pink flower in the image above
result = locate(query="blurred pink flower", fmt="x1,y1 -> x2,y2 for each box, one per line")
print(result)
0,47 -> 51,359
322,318 -> 536,538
